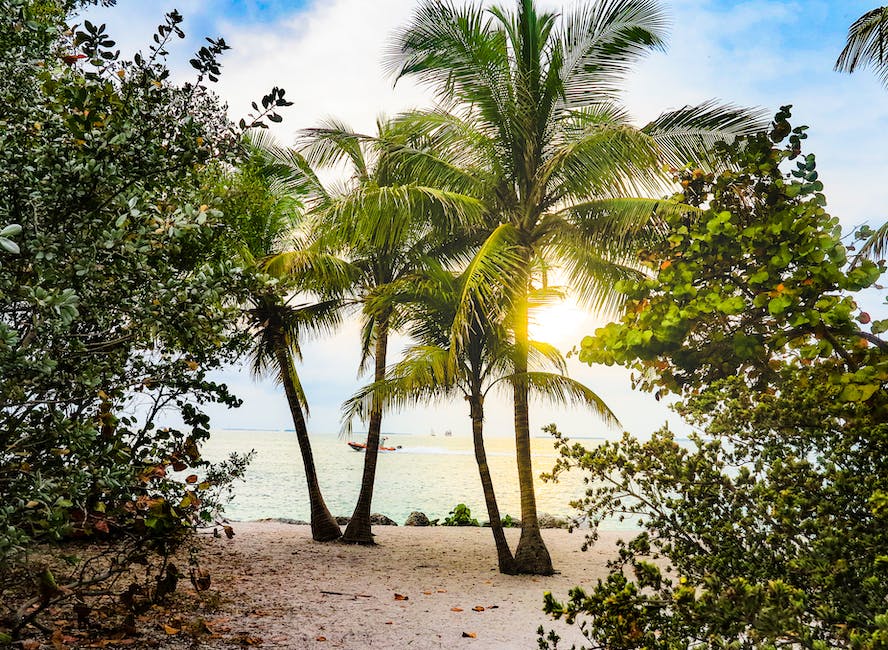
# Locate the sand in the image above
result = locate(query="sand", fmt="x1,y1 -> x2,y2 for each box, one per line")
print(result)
188,522 -> 627,649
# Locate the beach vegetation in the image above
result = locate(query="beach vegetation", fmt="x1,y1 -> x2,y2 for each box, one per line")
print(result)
343,259 -> 616,572
0,0 -> 287,640
540,110 -> 888,648
223,133 -> 344,542
443,503 -> 480,527
386,0 -> 765,574
268,117 -> 484,545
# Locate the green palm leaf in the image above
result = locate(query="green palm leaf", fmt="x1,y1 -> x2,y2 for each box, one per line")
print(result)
642,100 -> 768,170
555,0 -> 669,106
835,7 -> 888,87
493,371 -> 619,428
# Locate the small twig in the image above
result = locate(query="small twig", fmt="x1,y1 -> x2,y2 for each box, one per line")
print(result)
320,590 -> 373,599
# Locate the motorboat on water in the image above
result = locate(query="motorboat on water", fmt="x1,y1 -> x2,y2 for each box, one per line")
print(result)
347,437 -> 401,452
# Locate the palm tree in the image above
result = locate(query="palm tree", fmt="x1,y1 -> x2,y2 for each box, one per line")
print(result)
343,262 -> 618,573
228,136 -> 344,542
273,118 -> 485,544
387,0 -> 765,573
836,6 -> 888,262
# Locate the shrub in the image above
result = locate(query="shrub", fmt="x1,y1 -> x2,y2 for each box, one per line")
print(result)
442,504 -> 480,527
540,108 -> 888,649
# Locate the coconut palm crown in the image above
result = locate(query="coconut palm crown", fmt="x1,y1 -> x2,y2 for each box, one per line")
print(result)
386,0 -> 766,573
271,117 -> 486,544
342,262 -> 618,572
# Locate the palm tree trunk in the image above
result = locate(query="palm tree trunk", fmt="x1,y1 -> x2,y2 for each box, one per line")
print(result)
274,345 -> 341,542
342,315 -> 389,544
470,393 -> 517,574
511,273 -> 554,575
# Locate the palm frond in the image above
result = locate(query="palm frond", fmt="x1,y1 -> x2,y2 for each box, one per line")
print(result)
385,0 -> 518,152
493,371 -> 620,428
642,100 -> 768,170
853,219 -> 888,264
451,223 -> 523,349
547,230 -> 649,315
545,120 -> 667,201
321,184 -> 486,252
341,346 -> 459,430
527,340 -> 568,374
553,197 -> 690,252
263,250 -> 358,296
297,119 -> 370,179
835,7 -> 888,87
555,0 -> 669,106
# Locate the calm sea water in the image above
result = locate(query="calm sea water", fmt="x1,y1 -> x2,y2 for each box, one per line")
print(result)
201,430 -> 613,526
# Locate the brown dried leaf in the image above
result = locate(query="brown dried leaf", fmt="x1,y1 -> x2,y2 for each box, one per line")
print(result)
450,607 -> 463,612
185,474 -> 198,484
422,591 -> 432,595
316,636 -> 327,642
162,624 -> 180,635
394,593 -> 408,601
472,606 -> 485,612
223,525 -> 235,539
462,632 -> 477,638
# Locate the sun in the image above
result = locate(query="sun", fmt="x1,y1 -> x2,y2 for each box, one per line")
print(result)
528,300 -> 593,349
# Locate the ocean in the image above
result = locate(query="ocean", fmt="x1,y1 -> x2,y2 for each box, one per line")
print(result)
200,429 -> 619,527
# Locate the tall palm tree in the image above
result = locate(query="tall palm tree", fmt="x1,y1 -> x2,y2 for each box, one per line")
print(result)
836,6 -> 888,262
343,262 -> 618,573
273,118 -> 485,544
386,0 -> 766,573
228,136 -> 344,542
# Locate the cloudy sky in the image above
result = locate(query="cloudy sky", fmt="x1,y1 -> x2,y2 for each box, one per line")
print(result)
82,0 -> 887,439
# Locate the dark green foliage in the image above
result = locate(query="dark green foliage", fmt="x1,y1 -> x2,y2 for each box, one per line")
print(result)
442,503 -> 480,527
581,105 -> 885,398
0,0 -> 283,639
540,110 -> 888,648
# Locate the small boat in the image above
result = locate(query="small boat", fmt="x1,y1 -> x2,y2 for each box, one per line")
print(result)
347,438 -> 401,452
444,429 -> 452,437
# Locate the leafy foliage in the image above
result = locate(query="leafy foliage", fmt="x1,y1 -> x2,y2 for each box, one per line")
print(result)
0,0 -> 283,640
442,503 -> 480,527
581,105 -> 886,398
540,109 -> 888,648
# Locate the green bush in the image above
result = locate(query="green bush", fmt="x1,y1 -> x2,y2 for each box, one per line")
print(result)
442,503 -> 480,526
0,0 -> 287,640
541,109 -> 888,649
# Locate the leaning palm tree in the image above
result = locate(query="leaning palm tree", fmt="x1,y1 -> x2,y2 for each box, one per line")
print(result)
386,0 -> 766,573
836,6 -> 888,262
343,262 -> 618,573
272,118 -> 485,544
228,136 -> 344,542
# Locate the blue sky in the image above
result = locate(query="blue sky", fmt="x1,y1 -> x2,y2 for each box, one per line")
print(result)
83,1 -> 888,438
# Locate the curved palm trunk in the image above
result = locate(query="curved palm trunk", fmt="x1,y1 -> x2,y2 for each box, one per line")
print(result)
511,272 -> 554,575
469,392 -> 517,574
274,345 -> 341,542
342,316 -> 389,544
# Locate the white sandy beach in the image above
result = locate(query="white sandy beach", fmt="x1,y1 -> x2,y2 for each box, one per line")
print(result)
186,522 -> 626,649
